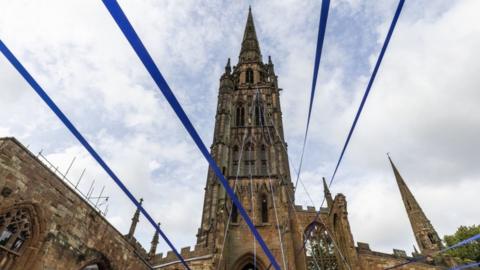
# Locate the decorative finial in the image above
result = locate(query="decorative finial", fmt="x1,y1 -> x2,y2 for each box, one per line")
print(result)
225,58 -> 231,74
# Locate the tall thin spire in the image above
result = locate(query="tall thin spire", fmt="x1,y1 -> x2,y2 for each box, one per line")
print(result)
127,198 -> 143,240
239,6 -> 262,63
388,155 -> 443,255
323,177 -> 333,208
148,222 -> 161,259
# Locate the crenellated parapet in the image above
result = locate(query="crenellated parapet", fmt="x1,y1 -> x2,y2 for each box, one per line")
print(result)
150,245 -> 212,269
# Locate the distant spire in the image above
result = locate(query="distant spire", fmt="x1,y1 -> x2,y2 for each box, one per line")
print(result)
413,245 -> 419,255
148,222 -> 161,259
388,155 -> 443,255
127,198 -> 143,239
323,177 -> 333,208
239,6 -> 262,63
225,58 -> 231,74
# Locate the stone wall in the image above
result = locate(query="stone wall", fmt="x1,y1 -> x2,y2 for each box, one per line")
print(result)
0,137 -> 150,270
357,243 -> 443,270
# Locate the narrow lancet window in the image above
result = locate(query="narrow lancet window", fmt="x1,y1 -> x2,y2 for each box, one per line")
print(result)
261,194 -> 268,223
246,68 -> 254,83
236,106 -> 245,126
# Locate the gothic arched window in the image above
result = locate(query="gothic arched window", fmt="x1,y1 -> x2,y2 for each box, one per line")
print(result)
304,222 -> 339,270
0,207 -> 34,267
246,68 -> 254,84
261,194 -> 268,223
236,106 -> 245,126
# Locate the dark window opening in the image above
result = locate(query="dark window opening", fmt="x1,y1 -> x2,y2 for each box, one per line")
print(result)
246,68 -> 254,84
236,106 -> 245,126
428,232 -> 437,244
261,194 -> 268,223
242,263 -> 259,270
231,201 -> 238,223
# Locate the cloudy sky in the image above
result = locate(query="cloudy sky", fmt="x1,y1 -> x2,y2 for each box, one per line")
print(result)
1,0 -> 479,258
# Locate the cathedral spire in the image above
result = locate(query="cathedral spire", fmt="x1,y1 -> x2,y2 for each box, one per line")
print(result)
388,155 -> 443,255
239,6 -> 262,63
323,177 -> 333,208
127,198 -> 143,240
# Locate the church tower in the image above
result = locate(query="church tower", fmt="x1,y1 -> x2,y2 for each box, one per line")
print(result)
195,7 -> 299,270
388,156 -> 443,255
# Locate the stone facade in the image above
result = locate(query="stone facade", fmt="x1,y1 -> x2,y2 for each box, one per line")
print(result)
0,137 -> 150,270
0,7 -> 455,270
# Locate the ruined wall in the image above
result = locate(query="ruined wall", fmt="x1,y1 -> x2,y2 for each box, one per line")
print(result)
0,138 -> 150,270
356,243 -> 443,270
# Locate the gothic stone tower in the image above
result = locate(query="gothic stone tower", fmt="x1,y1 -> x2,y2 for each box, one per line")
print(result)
195,7 -> 300,270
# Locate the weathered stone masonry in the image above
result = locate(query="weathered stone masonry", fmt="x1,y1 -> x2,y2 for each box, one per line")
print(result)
0,137 -> 149,270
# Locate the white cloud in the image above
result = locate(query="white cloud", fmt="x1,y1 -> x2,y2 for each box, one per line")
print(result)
0,0 -> 478,257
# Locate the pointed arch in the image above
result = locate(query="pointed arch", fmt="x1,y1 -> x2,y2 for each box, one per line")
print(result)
232,253 -> 267,270
79,255 -> 111,270
304,222 -> 339,270
0,203 -> 41,269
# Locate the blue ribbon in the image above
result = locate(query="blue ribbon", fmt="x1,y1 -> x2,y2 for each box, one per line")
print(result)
328,0 -> 405,188
384,233 -> 480,269
295,0 -> 330,191
0,40 -> 191,269
101,1 -> 281,269
443,233 -> 480,252
451,262 -> 480,270
295,0 -> 406,263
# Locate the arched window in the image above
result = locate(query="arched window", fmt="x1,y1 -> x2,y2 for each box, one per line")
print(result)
261,194 -> 268,223
236,106 -> 245,126
246,68 -> 254,84
0,207 -> 35,269
304,222 -> 339,270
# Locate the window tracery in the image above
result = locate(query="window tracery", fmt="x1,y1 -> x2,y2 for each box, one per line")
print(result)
0,207 -> 34,269
305,222 -> 339,270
